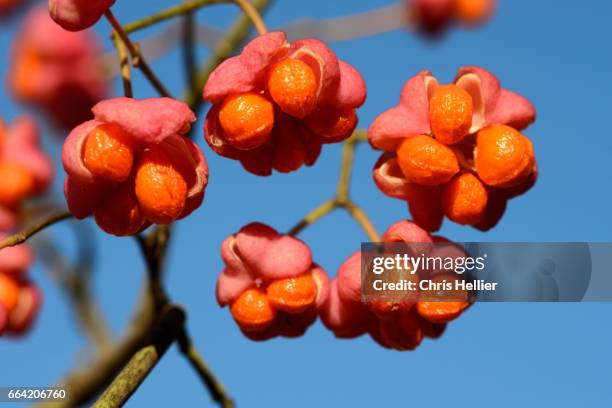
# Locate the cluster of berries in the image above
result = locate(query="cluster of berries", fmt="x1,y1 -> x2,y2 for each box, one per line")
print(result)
41,0 -> 533,351
408,0 -> 496,35
0,242 -> 42,336
62,98 -> 208,236
370,67 -> 537,231
8,7 -> 108,129
216,221 -> 469,350
0,117 -> 53,230
203,32 -> 366,175
0,118 -> 51,337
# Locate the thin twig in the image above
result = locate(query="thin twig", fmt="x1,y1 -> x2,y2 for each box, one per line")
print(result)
288,200 -> 337,236
34,232 -> 112,351
104,10 -> 171,98
342,201 -> 381,242
233,0 -> 268,35
0,211 -> 73,250
123,0 -> 268,35
178,329 -> 234,408
288,130 -> 381,241
185,0 -> 272,110
112,32 -> 133,97
182,11 -> 197,90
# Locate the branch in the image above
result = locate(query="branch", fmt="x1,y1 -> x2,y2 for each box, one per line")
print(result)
342,201 -> 381,242
289,130 -> 381,241
177,329 -> 234,408
185,0 -> 272,109
92,305 -> 186,408
182,11 -> 197,90
111,31 -> 133,97
34,231 -> 112,351
34,290 -> 156,408
123,0 -> 268,35
288,200 -> 337,236
105,10 -> 171,97
0,211 -> 73,250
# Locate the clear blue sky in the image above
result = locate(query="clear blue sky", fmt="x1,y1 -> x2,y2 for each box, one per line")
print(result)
2,0 -> 611,406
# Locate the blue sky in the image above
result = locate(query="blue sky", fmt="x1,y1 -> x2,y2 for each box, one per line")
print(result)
1,0 -> 611,406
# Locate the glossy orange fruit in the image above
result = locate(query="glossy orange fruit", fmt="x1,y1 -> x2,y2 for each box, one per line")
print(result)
475,124 -> 534,187
429,85 -> 473,145
267,58 -> 318,119
267,274 -> 317,314
230,288 -> 277,332
83,123 -> 134,182
441,172 -> 488,225
218,92 -> 274,150
135,145 -> 188,225
396,135 -> 460,186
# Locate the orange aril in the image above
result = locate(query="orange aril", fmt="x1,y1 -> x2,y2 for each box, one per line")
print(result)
10,47 -> 42,100
475,124 -> 534,187
267,58 -> 318,118
396,135 -> 460,186
429,84 -> 473,145
441,172 -> 488,225
0,273 -> 19,312
453,0 -> 495,26
218,92 -> 274,150
83,123 -> 134,182
305,108 -> 357,140
0,162 -> 35,208
417,301 -> 468,323
135,145 -> 188,225
417,275 -> 469,323
378,311 -> 423,351
367,301 -> 414,320
230,288 -> 277,332
266,274 -> 317,314
0,120 -> 6,149
94,181 -> 145,236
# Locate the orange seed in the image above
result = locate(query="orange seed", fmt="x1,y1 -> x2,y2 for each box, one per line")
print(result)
475,124 -> 535,187
230,288 -> 277,332
0,273 -> 19,312
396,135 -> 460,186
83,123 -> 134,182
441,172 -> 488,225
218,93 -> 274,150
453,0 -> 495,26
417,275 -> 469,323
135,145 -> 188,225
305,108 -> 357,140
266,274 -> 317,314
267,58 -> 318,118
0,162 -> 35,208
94,181 -> 145,236
11,47 -> 42,100
429,84 -> 473,145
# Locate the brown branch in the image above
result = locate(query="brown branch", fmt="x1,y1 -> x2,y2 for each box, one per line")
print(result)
185,0 -> 272,109
0,211 -> 73,250
34,290 -> 156,408
111,31 -> 133,97
92,305 -> 186,408
288,200 -> 337,236
34,233 -> 112,351
104,10 -> 171,98
178,329 -> 235,408
289,130 -> 381,241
